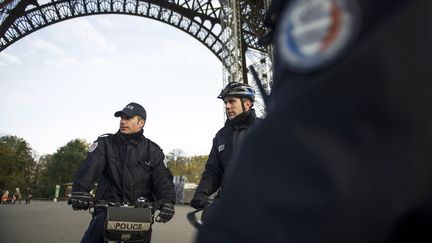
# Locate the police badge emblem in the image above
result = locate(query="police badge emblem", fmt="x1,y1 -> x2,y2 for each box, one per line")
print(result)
276,0 -> 360,72
88,142 -> 98,153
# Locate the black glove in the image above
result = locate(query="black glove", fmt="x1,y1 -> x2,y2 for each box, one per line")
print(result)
68,192 -> 94,210
155,203 -> 175,223
190,196 -> 209,209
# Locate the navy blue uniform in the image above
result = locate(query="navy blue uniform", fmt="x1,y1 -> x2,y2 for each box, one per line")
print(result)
193,109 -> 259,201
72,131 -> 175,243
196,0 -> 432,242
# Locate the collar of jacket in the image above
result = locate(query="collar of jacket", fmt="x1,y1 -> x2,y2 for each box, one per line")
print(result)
117,129 -> 145,145
225,109 -> 257,130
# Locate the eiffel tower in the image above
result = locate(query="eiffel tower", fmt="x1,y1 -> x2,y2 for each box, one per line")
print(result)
0,0 -> 272,115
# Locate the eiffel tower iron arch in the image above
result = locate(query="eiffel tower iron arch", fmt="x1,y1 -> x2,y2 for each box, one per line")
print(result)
1,0 -> 273,115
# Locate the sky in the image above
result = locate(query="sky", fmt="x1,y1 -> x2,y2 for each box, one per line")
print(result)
0,14 -> 226,158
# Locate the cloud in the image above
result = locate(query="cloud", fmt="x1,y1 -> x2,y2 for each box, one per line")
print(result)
0,52 -> 22,66
90,57 -> 110,66
157,38 -> 217,66
54,18 -> 118,54
95,17 -> 114,29
32,37 -> 68,56
43,56 -> 79,67
29,37 -> 78,68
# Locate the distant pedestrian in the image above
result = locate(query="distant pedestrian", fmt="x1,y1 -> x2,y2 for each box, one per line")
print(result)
1,190 -> 10,204
175,176 -> 185,204
25,187 -> 32,204
14,188 -> 22,204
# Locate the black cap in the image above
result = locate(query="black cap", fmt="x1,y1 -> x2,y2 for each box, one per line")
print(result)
114,102 -> 147,120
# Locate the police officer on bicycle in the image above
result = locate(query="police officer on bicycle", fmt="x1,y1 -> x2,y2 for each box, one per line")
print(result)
69,102 -> 176,243
190,82 -> 260,219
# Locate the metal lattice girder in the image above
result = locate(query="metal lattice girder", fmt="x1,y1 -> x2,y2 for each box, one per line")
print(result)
1,1 -> 225,60
0,0 -> 269,66
219,0 -> 272,117
220,0 -> 245,84
0,0 -> 273,115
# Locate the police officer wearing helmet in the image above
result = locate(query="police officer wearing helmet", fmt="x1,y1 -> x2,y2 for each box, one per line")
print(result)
69,102 -> 176,243
190,82 -> 260,215
196,0 -> 432,242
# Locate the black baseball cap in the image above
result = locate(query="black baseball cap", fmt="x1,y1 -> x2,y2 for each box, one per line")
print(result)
114,102 -> 147,120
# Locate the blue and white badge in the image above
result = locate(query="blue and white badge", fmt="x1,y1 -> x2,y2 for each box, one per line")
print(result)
88,142 -> 98,153
276,0 -> 360,72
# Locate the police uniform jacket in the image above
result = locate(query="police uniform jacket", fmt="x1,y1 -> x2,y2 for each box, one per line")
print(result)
193,109 -> 259,200
72,130 -> 175,205
197,0 -> 432,242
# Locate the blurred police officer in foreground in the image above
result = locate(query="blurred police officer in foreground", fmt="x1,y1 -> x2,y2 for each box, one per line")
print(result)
196,0 -> 432,242
190,82 -> 260,219
69,102 -> 176,243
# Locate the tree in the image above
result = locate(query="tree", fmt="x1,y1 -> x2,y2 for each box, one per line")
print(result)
166,149 -> 187,176
0,135 -> 35,191
35,139 -> 88,198
0,140 -> 15,189
187,155 -> 207,183
165,149 -> 208,184
32,154 -> 54,198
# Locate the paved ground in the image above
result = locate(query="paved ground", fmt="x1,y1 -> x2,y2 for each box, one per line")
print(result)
0,200 -> 200,243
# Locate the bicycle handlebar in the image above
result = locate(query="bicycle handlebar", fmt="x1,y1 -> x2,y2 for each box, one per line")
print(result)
186,208 -> 204,229
89,198 -> 161,214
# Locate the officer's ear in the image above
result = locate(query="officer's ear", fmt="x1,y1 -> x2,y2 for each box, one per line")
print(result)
137,116 -> 145,128
242,98 -> 253,110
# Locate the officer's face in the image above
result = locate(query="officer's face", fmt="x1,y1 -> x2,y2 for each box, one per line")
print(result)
224,96 -> 252,120
119,115 -> 145,134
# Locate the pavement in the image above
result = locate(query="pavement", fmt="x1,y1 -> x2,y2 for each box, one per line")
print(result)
0,200 -> 200,243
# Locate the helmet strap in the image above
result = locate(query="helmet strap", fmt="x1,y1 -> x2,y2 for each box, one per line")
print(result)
240,98 -> 247,112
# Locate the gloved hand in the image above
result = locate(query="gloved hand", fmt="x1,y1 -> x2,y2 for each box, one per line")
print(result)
190,196 -> 209,209
68,192 -> 94,210
155,203 -> 175,223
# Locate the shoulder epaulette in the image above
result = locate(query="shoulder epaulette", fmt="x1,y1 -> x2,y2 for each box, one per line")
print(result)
147,138 -> 162,150
98,133 -> 113,138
